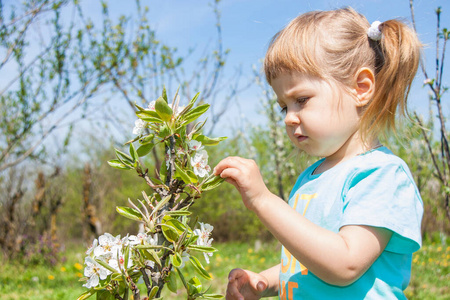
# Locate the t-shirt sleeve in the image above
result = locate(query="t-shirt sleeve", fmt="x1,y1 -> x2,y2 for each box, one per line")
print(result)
339,162 -> 423,254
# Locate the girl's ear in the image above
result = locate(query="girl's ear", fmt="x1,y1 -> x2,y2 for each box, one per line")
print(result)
353,68 -> 375,107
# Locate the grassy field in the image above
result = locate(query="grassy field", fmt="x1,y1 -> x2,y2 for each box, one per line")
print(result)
0,239 -> 449,299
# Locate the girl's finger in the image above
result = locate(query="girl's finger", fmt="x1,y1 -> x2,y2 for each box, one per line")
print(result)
214,156 -> 248,175
226,281 -> 244,300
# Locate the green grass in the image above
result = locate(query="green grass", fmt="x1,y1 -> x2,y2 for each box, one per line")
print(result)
0,239 -> 448,299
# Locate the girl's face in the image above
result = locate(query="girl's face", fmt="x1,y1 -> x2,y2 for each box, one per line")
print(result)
272,72 -> 363,162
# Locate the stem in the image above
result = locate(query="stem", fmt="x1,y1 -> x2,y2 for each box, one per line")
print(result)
414,112 -> 445,183
140,268 -> 153,296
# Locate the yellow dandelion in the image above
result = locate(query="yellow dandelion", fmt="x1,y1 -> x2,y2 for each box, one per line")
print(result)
74,262 -> 83,270
446,246 -> 450,252
60,267 -> 66,272
259,257 -> 266,263
437,247 -> 442,252
428,258 -> 433,263
413,258 -> 418,264
76,272 -> 83,278
48,275 -> 55,280
248,248 -> 253,254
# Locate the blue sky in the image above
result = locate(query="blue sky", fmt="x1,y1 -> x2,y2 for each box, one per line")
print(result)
4,0 -> 447,138
105,0 -> 446,134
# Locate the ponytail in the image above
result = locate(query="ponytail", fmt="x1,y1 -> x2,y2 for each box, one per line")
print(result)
361,19 -> 422,140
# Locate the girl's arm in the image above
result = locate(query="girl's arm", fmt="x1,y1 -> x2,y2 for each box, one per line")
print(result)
215,157 -> 392,286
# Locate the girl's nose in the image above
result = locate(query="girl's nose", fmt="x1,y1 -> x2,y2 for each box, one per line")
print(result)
284,110 -> 300,126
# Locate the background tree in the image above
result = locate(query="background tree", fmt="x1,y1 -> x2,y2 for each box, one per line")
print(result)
409,0 -> 450,221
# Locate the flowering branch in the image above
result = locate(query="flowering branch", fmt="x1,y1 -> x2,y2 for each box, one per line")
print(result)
77,88 -> 226,300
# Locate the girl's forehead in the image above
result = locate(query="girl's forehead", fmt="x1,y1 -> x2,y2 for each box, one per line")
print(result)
272,72 -> 325,92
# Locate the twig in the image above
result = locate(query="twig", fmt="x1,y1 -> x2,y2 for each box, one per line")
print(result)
413,112 -> 445,183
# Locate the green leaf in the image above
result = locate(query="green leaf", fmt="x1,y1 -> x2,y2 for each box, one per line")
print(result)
134,103 -> 146,111
136,110 -> 163,123
166,271 -> 177,293
171,252 -> 182,267
149,286 -> 160,299
115,149 -> 133,164
152,195 -> 171,216
165,210 -> 192,216
160,223 -> 180,242
182,104 -> 210,125
201,175 -> 225,191
197,135 -> 227,146
186,170 -> 198,183
176,267 -> 188,290
158,124 -> 171,138
134,244 -> 164,250
116,206 -> 143,221
137,143 -> 155,157
155,96 -> 173,121
129,143 -> 139,162
94,258 -> 120,274
187,276 -> 202,295
175,163 -> 192,184
76,289 -> 96,300
189,92 -> 200,106
162,215 -> 187,235
202,294 -> 224,299
96,289 -> 115,300
187,245 -> 218,253
162,86 -> 168,102
139,134 -> 155,144
189,256 -> 212,280
107,159 -> 132,170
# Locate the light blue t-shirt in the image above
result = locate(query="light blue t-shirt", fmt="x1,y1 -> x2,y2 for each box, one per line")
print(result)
279,147 -> 423,299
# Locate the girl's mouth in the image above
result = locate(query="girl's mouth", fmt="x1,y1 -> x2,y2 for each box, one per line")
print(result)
295,135 -> 308,142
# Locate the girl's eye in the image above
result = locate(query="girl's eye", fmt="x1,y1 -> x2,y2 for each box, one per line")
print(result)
280,107 -> 287,115
296,97 -> 309,104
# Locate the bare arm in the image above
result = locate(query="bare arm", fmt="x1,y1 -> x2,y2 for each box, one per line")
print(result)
215,157 -> 392,286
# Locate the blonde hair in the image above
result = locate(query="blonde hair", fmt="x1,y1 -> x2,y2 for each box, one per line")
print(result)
264,7 -> 421,141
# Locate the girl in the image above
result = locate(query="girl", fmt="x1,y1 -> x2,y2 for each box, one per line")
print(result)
214,7 -> 423,300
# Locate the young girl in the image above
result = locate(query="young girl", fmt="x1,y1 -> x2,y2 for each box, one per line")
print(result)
214,7 -> 423,300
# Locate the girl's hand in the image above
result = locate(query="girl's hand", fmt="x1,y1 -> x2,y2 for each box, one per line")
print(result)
214,157 -> 271,211
226,268 -> 268,300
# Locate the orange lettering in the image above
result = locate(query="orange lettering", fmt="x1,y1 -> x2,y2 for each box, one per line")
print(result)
288,281 -> 299,300
281,247 -> 298,274
279,280 -> 287,300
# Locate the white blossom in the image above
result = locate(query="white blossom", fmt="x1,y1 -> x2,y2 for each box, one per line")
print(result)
133,119 -> 147,136
83,256 -> 109,288
189,140 -> 204,151
190,150 -> 210,178
147,101 -> 156,111
194,222 -> 214,241
93,233 -> 121,257
128,233 -> 148,246
194,222 -> 214,264
86,239 -> 98,255
423,78 -> 433,85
